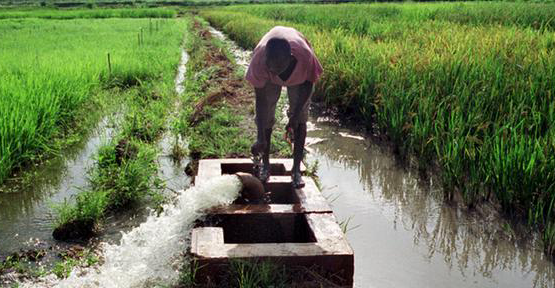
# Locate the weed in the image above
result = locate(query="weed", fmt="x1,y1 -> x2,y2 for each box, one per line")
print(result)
53,257 -> 78,279
339,216 -> 360,234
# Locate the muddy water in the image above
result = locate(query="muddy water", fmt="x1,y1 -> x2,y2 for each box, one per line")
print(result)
0,115 -> 118,255
305,118 -> 555,288
208,26 -> 555,288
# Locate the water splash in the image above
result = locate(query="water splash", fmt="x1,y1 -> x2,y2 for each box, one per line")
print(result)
27,175 -> 241,288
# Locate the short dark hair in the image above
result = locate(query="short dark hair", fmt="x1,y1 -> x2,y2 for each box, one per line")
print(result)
266,37 -> 291,61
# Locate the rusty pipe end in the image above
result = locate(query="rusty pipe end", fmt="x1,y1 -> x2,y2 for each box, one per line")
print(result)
235,172 -> 267,203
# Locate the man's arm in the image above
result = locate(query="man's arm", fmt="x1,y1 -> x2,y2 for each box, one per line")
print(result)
255,87 -> 269,144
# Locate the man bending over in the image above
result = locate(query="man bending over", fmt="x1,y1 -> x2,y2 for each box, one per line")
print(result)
247,26 -> 323,188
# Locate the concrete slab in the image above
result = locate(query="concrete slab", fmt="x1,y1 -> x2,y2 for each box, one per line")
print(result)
196,158 -> 306,186
207,176 -> 332,214
191,213 -> 354,286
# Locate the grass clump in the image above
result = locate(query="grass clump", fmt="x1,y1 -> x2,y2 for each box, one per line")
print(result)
92,139 -> 158,209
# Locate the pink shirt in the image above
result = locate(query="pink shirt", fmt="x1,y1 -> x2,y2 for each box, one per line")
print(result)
246,26 -> 323,88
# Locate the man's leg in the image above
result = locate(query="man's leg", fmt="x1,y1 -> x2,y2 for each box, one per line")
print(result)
287,81 -> 313,188
263,127 -> 272,168
254,82 -> 281,182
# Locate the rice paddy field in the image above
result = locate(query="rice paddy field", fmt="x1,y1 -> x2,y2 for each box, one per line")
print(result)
0,9 -> 182,184
1,1 -> 555,286
200,2 -> 555,254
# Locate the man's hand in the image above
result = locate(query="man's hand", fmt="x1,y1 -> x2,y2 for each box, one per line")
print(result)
285,117 -> 299,143
251,140 -> 267,156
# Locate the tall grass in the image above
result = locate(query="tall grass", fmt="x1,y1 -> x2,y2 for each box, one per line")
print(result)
200,4 -> 555,254
0,17 -> 181,184
222,2 -> 555,35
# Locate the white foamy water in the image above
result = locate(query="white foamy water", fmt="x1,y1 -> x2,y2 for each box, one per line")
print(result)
26,175 -> 241,288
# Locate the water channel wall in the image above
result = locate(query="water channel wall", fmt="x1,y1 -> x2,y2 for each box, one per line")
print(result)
191,158 -> 354,286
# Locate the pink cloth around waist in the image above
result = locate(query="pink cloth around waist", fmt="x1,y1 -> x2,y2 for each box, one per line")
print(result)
246,26 -> 323,88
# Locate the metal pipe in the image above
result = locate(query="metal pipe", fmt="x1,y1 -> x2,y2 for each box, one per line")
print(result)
235,172 -> 267,204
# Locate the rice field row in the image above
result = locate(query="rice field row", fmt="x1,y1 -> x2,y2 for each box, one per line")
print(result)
200,3 -> 555,254
0,7 -> 176,19
221,2 -> 555,34
0,16 -> 182,184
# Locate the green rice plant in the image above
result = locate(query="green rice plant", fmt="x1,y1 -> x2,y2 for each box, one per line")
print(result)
90,139 -> 158,209
45,17 -> 187,238
222,2 -> 555,34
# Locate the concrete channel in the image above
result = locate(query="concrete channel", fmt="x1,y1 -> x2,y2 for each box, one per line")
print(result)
192,158 -> 354,286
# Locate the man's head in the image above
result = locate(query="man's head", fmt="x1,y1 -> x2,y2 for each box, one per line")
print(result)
265,37 -> 292,75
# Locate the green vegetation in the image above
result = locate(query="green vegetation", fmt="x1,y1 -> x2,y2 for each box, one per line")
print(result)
0,16 -> 179,185
49,17 -> 186,239
178,258 -> 342,287
0,247 -> 97,280
200,2 -> 555,254
52,248 -> 99,278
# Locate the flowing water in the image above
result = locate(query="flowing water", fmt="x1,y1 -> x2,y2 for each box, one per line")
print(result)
26,175 -> 242,288
208,26 -> 555,288
175,50 -> 189,96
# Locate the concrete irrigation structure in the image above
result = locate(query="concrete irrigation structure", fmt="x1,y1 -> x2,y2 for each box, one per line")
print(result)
191,158 -> 354,286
